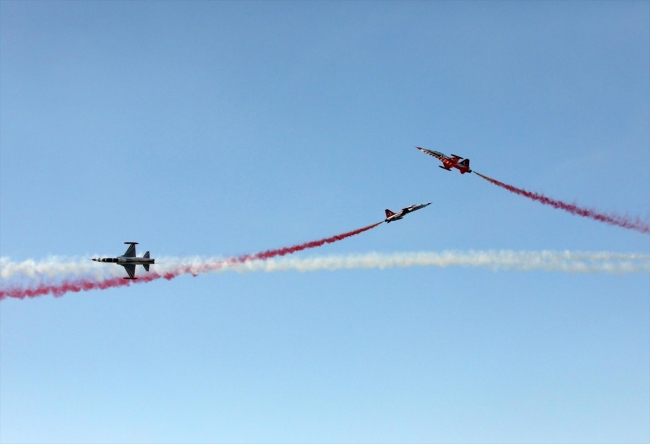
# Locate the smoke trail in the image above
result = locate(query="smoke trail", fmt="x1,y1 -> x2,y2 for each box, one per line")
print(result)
232,222 -> 383,262
474,172 -> 650,234
0,222 -> 383,300
2,250 -> 648,300
229,251 -> 650,274
0,256 -> 111,280
5,251 -> 647,280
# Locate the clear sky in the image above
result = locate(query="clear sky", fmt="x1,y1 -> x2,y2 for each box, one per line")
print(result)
1,1 -> 649,443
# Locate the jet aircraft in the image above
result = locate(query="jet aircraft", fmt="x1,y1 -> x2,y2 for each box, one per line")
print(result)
384,203 -> 431,223
417,146 -> 472,174
92,242 -> 155,280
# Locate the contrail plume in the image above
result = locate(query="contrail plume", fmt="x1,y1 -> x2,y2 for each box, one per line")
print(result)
474,172 -> 650,234
2,250 -> 648,300
0,222 -> 383,300
229,251 -> 650,274
5,251 -> 647,281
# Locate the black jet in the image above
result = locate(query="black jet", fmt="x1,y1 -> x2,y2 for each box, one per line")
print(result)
92,242 -> 155,279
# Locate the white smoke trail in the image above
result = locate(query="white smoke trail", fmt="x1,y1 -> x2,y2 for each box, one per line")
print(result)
0,256 -> 113,280
226,251 -> 650,275
2,250 -> 649,284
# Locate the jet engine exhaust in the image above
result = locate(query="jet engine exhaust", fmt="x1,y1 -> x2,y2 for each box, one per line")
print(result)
474,172 -> 649,234
0,221 -> 383,300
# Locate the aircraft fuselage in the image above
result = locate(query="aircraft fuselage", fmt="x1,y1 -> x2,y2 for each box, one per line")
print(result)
93,256 -> 155,265
385,214 -> 404,223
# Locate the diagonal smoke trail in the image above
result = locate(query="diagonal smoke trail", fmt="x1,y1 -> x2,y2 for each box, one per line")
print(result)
233,222 -> 383,262
0,221 -> 383,300
2,250 -> 648,300
474,172 -> 650,234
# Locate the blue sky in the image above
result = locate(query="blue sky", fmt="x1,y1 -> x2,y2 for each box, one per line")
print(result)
1,2 -> 649,443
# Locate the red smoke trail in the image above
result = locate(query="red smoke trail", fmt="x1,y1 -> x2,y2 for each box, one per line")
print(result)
474,172 -> 649,234
0,221 -> 383,300
230,221 -> 383,263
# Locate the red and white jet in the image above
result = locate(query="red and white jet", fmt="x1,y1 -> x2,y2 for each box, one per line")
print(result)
384,203 -> 431,223
417,147 -> 472,174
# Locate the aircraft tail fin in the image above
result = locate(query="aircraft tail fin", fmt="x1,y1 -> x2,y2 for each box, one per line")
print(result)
143,251 -> 150,259
385,209 -> 395,218
459,158 -> 470,167
143,264 -> 150,272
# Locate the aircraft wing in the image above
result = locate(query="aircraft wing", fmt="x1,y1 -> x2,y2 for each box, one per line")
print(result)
121,264 -> 136,279
123,243 -> 137,257
418,148 -> 445,161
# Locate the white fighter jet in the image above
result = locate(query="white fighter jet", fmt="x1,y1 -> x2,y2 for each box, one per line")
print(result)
92,242 -> 155,280
384,203 -> 431,223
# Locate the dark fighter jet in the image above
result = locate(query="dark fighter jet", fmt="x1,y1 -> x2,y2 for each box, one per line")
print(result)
92,242 -> 155,279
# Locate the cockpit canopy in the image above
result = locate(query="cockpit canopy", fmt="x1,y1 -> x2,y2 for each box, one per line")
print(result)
100,258 -> 118,263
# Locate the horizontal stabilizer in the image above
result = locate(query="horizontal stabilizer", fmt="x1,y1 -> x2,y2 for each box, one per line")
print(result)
144,264 -> 150,272
143,251 -> 150,259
